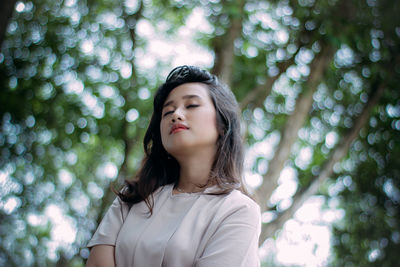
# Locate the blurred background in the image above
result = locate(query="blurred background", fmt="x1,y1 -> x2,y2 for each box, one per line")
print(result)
0,0 -> 399,266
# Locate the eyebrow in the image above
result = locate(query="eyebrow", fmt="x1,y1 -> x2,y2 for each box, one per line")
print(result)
163,94 -> 201,108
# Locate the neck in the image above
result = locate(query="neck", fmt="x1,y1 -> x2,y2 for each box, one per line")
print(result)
174,148 -> 216,192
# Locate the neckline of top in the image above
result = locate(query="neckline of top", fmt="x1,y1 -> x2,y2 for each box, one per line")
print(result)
167,184 -> 220,197
169,184 -> 202,197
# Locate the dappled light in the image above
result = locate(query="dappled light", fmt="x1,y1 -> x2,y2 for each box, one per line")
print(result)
1,0 -> 399,266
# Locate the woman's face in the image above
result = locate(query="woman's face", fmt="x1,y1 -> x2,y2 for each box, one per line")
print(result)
160,82 -> 219,157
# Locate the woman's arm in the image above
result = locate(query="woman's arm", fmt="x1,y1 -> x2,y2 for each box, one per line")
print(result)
86,245 -> 116,267
86,197 -> 129,266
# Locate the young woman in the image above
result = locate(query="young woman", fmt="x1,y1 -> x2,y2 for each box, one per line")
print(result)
86,65 -> 261,267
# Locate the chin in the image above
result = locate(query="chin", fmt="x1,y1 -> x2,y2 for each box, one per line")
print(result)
167,141 -> 217,157
165,142 -> 194,157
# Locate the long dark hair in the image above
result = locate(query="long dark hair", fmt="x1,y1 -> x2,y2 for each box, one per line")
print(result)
117,65 -> 247,212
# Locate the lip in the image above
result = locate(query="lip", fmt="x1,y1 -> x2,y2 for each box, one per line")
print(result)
170,123 -> 189,134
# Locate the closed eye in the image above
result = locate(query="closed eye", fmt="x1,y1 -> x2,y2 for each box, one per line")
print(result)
187,104 -> 199,108
163,110 -> 174,117
163,104 -> 199,117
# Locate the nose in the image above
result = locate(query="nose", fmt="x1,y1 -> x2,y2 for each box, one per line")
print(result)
171,108 -> 184,122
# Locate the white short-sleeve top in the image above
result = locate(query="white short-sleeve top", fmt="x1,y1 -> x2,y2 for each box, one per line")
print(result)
87,184 -> 261,267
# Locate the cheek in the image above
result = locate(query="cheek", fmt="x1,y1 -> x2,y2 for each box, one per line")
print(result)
201,110 -> 219,135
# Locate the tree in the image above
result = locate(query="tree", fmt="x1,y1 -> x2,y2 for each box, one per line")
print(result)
330,88 -> 400,266
221,0 -> 399,247
0,0 -> 399,265
0,0 -> 192,265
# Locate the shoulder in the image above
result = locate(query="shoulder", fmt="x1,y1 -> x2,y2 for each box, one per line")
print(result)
223,190 -> 260,211
154,184 -> 173,195
216,190 -> 261,227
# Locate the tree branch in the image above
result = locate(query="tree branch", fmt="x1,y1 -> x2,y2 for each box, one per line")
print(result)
259,82 -> 385,244
239,50 -> 298,110
255,45 -> 335,212
211,0 -> 245,87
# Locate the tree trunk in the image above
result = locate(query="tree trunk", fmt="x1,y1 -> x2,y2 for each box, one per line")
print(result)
211,0 -> 245,87
255,45 -> 335,212
259,82 -> 385,243
0,0 -> 17,50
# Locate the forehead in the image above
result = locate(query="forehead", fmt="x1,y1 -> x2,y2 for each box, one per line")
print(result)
164,82 -> 210,103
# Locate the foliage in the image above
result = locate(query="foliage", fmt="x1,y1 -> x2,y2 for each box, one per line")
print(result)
0,0 -> 399,266
0,0 -> 192,265
330,100 -> 400,266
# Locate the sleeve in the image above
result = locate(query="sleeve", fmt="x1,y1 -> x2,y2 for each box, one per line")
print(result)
87,197 -> 130,248
195,200 -> 261,267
